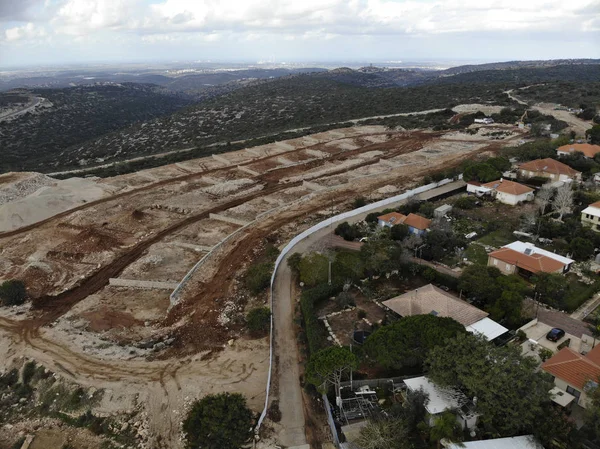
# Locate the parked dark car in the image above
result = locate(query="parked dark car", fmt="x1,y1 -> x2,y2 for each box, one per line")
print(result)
546,328 -> 566,342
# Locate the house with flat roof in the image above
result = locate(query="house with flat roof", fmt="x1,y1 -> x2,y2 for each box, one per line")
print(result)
382,284 -> 508,340
518,158 -> 581,183
487,241 -> 574,277
377,212 -> 431,236
581,200 -> 600,232
445,435 -> 544,449
557,143 -> 600,159
542,344 -> 600,409
481,179 -> 534,205
404,376 -> 478,430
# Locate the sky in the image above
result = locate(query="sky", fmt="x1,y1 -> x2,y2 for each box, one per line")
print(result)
0,0 -> 599,68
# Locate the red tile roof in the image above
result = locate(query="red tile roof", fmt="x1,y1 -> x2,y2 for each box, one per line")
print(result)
557,143 -> 600,158
482,179 -> 534,196
585,344 -> 600,366
519,158 -> 580,177
403,213 -> 432,231
488,247 -> 566,274
542,347 -> 600,390
377,212 -> 407,225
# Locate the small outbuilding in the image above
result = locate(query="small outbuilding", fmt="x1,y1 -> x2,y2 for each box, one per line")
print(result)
434,204 -> 453,218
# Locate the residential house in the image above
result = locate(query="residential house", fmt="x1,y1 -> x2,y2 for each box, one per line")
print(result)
445,436 -> 544,449
382,284 -> 508,340
377,212 -> 431,236
404,376 -> 478,430
518,158 -> 581,182
474,117 -> 494,124
581,200 -> 600,232
541,344 -> 600,409
377,212 -> 406,228
403,213 -> 431,236
487,241 -> 574,277
481,179 -> 534,206
557,143 -> 600,159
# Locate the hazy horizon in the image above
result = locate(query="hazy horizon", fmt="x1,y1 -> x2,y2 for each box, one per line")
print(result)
1,0 -> 599,68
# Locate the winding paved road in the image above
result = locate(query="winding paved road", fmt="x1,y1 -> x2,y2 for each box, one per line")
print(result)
271,180 -> 466,447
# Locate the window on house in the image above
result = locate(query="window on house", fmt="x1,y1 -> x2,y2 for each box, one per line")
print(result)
505,263 -> 510,271
566,386 -> 582,402
493,259 -> 498,266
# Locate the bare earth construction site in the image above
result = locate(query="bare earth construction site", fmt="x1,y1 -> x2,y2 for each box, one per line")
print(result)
0,123 -> 523,448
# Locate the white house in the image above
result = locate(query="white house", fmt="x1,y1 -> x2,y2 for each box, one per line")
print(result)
481,179 -> 534,205
581,200 -> 600,232
404,376 -> 478,430
445,436 -> 544,449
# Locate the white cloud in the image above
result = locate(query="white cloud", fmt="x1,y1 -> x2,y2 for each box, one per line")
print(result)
4,22 -> 47,42
0,0 -> 598,62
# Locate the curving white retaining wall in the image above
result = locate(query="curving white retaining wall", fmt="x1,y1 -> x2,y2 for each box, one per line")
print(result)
255,177 -> 457,431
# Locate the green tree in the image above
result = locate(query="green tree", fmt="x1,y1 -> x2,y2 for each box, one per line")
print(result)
463,162 -> 500,183
359,236 -> 404,276
306,346 -> 358,398
426,333 -> 553,437
244,262 -> 272,295
182,393 -> 253,449
332,251 -> 364,283
430,411 -> 462,449
457,265 -> 502,307
390,224 -> 409,241
246,307 -> 271,335
299,252 -> 329,287
0,280 -> 26,306
356,418 -> 414,449
287,252 -> 302,275
532,272 -> 568,309
364,315 -> 466,370
353,197 -> 367,208
418,202 -> 435,219
570,237 -> 595,260
584,377 -> 600,445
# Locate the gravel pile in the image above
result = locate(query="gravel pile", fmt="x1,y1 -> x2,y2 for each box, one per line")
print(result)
0,172 -> 56,206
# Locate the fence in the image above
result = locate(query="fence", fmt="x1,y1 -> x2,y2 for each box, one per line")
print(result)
255,177 -> 459,432
323,394 -> 341,448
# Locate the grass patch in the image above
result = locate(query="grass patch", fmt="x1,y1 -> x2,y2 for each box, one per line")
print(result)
464,244 -> 489,265
476,229 -> 515,247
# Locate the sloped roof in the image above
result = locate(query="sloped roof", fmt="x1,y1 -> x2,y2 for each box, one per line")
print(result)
377,212 -> 406,224
404,376 -> 468,415
542,347 -> 600,390
382,283 -> 488,326
519,158 -> 580,177
403,213 -> 431,230
585,344 -> 600,365
557,143 -> 600,158
482,179 -> 534,196
488,247 -> 566,274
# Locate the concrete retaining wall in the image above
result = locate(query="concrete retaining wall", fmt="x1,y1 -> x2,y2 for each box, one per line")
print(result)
237,165 -> 260,176
109,278 -> 179,290
208,213 -> 251,226
212,154 -> 231,165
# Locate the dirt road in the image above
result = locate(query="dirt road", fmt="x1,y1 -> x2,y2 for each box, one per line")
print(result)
0,315 -> 269,449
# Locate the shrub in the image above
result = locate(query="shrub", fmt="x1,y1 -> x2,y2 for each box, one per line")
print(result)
335,221 -> 363,241
182,393 -> 253,449
353,197 -> 367,208
287,252 -> 302,275
539,347 -> 554,362
22,361 -> 36,385
558,339 -> 571,350
0,280 -> 26,306
365,212 -> 380,224
246,307 -> 271,335
244,262 -> 272,295
454,196 -> 478,210
390,224 -> 409,241
357,309 -> 367,319
301,284 -> 340,355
